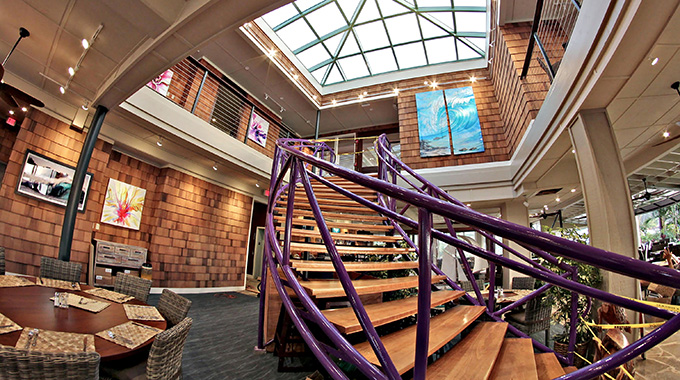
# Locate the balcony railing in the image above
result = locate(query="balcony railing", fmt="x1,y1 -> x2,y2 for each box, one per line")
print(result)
521,0 -> 581,82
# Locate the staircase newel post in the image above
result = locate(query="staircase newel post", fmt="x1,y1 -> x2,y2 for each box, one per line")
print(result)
414,208 -> 432,380
567,265 -> 579,365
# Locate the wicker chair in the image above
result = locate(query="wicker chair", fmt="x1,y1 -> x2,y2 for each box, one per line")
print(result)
101,317 -> 193,380
157,289 -> 192,327
511,276 -> 536,290
460,278 -> 485,293
114,273 -> 152,303
39,257 -> 82,283
0,345 -> 100,380
505,296 -> 552,344
0,247 -> 5,275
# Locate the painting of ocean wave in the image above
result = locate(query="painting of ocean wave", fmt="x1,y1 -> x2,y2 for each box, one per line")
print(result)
415,90 -> 452,157
444,86 -> 485,155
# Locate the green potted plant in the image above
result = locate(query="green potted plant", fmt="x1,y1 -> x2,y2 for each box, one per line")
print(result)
539,227 -> 602,367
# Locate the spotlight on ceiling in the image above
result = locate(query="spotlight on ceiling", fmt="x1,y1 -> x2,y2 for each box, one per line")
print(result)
651,57 -> 659,65
156,136 -> 163,147
664,131 -> 670,138
255,183 -> 260,188
212,162 -> 218,171
81,38 -> 89,49
672,81 -> 680,97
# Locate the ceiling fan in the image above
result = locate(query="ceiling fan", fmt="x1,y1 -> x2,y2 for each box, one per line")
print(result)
0,27 -> 44,109
632,178 -> 661,201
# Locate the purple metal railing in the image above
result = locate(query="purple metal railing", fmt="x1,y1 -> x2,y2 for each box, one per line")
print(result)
259,135 -> 680,380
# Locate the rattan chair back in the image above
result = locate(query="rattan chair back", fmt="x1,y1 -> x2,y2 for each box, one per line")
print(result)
0,345 -> 100,380
157,289 -> 192,326
114,273 -> 152,303
459,278 -> 484,292
0,247 -> 5,275
146,317 -> 193,380
512,276 -> 536,290
39,257 -> 82,283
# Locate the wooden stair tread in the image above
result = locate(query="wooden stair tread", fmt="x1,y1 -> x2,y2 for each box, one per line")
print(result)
301,275 -> 447,298
295,189 -> 378,198
278,197 -> 372,207
489,339 -> 539,380
277,201 -> 380,214
278,209 -> 389,222
355,305 -> 486,374
290,242 -> 414,254
275,227 -> 403,242
564,366 -> 578,374
535,353 -> 566,380
425,322 -> 508,379
290,260 -> 418,272
273,215 -> 394,231
323,290 -> 465,334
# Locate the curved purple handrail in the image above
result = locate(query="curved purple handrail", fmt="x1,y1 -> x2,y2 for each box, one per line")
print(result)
261,136 -> 680,380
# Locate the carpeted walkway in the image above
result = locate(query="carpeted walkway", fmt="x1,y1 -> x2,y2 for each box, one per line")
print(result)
148,291 -> 311,380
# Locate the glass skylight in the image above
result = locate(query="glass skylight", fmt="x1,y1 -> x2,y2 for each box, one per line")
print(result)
259,0 -> 487,87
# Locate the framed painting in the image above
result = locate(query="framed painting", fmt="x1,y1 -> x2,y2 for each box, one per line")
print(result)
16,150 -> 92,212
444,86 -> 485,155
415,90 -> 452,157
146,69 -> 173,96
101,178 -> 146,230
247,111 -> 270,148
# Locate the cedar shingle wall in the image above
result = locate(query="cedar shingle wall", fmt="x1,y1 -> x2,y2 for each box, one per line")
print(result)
0,110 -> 252,288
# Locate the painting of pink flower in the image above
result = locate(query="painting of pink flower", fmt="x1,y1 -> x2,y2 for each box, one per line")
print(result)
146,69 -> 174,96
101,179 -> 146,230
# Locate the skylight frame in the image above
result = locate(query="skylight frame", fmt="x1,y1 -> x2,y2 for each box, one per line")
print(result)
256,0 -> 489,91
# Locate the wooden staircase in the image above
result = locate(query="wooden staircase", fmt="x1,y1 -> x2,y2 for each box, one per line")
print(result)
272,175 -> 572,379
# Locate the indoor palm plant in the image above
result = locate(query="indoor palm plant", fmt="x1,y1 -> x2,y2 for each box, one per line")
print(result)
540,227 -> 602,366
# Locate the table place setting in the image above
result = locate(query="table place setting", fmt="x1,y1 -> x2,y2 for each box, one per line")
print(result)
0,312 -> 22,334
96,321 -> 163,350
14,327 -> 96,353
123,304 -> 164,321
49,293 -> 110,313
0,275 -> 35,288
83,287 -> 135,303
35,277 -> 81,291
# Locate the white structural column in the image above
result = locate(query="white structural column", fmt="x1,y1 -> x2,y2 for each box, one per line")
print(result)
569,109 -> 638,300
500,199 -> 531,289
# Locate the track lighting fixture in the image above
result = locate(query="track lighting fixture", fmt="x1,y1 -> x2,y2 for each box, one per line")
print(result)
672,81 -> 680,97
156,136 -> 163,147
212,162 -> 218,171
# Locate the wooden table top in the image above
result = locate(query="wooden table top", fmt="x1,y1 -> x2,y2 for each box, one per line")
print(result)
0,276 -> 166,361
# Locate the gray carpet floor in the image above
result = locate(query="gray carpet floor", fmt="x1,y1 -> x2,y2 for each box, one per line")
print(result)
148,292 -> 313,380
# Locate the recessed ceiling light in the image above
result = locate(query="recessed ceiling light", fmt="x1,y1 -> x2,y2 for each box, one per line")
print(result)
255,183 -> 260,188
393,88 -> 399,95
358,94 -> 364,100
332,99 -> 337,106
212,163 -> 218,171
470,76 -> 477,83
571,188 -> 576,193
466,203 -> 471,207
21,107 -> 27,112
82,39 -> 89,49
556,197 -> 561,202
9,110 -> 14,115
68,67 -> 75,76
663,131 -> 670,138
424,81 -> 428,85
651,57 -> 659,65
59,86 -> 65,94
571,149 -> 576,154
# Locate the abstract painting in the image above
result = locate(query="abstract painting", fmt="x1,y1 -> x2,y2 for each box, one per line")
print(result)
247,111 -> 270,147
101,179 -> 146,230
146,69 -> 173,96
415,90 -> 452,157
444,86 -> 485,155
16,150 -> 92,212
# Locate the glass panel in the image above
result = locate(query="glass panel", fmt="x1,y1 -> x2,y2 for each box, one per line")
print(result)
426,11 -> 454,30
385,13 -> 420,45
261,4 -> 299,29
294,0 -> 323,12
454,0 -> 486,7
456,39 -> 482,59
365,48 -> 398,73
324,32 -> 346,54
276,19 -> 318,51
417,0 -> 452,7
419,15 -> 449,38
311,65 -> 329,82
353,21 -> 389,51
340,32 -> 361,56
338,0 -> 362,20
424,37 -> 457,64
338,55 -> 370,79
326,63 -> 344,84
394,42 -> 427,68
305,3 -> 347,37
356,0 -> 381,23
467,37 -> 486,52
454,11 -> 486,33
376,0 -> 409,17
297,44 -> 331,68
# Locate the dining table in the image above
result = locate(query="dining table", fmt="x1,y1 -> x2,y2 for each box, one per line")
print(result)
0,275 -> 166,361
